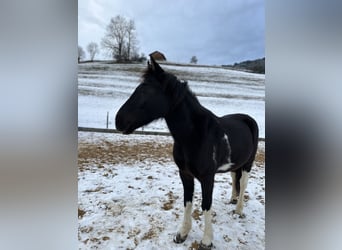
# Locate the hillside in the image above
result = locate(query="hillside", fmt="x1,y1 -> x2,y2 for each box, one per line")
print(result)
224,58 -> 265,74
78,62 -> 265,137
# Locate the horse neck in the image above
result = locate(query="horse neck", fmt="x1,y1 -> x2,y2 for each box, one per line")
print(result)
165,94 -> 213,144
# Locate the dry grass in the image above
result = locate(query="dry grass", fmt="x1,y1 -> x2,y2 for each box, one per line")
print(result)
78,139 -> 173,171
78,208 -> 86,219
141,217 -> 164,241
189,240 -> 201,250
79,137 -> 264,170
255,148 -> 265,166
161,191 -> 178,211
192,209 -> 202,221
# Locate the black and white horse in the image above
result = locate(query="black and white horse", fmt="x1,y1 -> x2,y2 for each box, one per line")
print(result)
115,57 -> 259,249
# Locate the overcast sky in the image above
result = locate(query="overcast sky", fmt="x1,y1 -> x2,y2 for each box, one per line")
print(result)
78,0 -> 264,65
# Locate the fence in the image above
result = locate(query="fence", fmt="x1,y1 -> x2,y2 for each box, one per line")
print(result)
78,126 -> 265,142
80,111 -> 265,141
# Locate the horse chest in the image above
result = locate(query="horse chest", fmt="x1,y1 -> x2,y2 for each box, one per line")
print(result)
174,144 -> 214,177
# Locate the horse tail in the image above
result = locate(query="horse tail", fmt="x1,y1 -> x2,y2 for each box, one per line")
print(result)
245,115 -> 259,164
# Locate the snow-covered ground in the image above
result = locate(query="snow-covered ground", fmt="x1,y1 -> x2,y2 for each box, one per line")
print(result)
78,132 -> 265,249
78,62 -> 265,138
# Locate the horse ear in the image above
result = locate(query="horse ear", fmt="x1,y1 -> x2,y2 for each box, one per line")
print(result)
149,55 -> 164,74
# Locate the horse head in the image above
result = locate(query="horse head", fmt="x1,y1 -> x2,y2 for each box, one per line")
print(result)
115,57 -> 170,134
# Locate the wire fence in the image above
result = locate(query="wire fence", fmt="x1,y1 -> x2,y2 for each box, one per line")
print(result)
78,126 -> 265,142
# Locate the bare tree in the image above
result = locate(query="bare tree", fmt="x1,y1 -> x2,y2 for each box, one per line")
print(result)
78,46 -> 85,63
190,56 -> 198,64
102,15 -> 127,62
87,42 -> 99,61
101,15 -> 139,62
126,19 -> 138,61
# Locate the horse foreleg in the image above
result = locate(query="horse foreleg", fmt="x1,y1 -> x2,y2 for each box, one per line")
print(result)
199,176 -> 214,249
174,171 -> 194,244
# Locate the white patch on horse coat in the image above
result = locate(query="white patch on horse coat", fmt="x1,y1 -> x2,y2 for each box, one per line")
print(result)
179,201 -> 192,237
217,162 -> 234,172
223,134 -> 232,162
202,209 -> 213,246
213,134 -> 234,172
217,133 -> 234,171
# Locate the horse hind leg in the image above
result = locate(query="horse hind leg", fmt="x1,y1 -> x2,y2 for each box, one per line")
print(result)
229,170 -> 241,204
234,168 -> 250,217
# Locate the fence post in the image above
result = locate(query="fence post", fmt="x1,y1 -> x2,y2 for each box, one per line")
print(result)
106,111 -> 109,129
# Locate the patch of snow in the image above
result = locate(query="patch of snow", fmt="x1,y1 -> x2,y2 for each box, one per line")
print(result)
78,132 -> 265,249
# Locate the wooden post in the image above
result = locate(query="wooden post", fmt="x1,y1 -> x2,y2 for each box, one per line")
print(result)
106,112 -> 109,129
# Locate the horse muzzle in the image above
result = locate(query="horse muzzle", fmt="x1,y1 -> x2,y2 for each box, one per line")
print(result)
115,111 -> 136,134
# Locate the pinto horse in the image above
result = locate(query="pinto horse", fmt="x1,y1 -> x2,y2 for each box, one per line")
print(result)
115,57 -> 259,249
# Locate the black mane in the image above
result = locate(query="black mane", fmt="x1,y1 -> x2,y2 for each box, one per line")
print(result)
142,67 -> 200,112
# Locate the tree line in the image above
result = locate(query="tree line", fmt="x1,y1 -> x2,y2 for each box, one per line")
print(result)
78,15 -> 146,63
223,57 -> 265,74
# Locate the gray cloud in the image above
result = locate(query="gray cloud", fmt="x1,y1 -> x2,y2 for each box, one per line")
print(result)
79,0 -> 264,65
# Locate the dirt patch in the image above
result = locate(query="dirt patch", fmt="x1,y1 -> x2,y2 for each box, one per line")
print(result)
255,148 -> 265,166
161,191 -> 178,211
141,228 -> 158,240
127,228 -> 141,247
84,186 -> 104,193
78,137 -> 265,169
78,139 -> 173,170
141,219 -> 164,241
192,209 -> 202,221
189,240 -> 200,250
78,208 -> 86,219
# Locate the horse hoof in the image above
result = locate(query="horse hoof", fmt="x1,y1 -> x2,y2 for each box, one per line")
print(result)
173,233 -> 187,244
199,241 -> 213,250
233,210 -> 246,218
229,199 -> 238,204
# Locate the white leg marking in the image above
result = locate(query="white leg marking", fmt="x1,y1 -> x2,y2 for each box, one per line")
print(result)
236,171 -> 249,215
202,209 -> 213,246
230,172 -> 238,202
179,201 -> 192,237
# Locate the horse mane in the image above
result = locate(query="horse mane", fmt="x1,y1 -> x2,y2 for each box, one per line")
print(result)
142,67 -> 201,110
